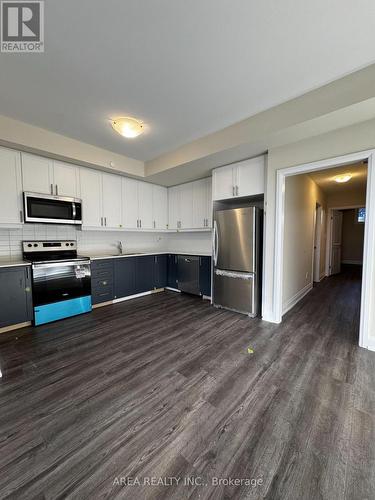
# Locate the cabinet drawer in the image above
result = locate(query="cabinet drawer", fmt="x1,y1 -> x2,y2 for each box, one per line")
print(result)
92,289 -> 114,305
91,259 -> 114,272
91,268 -> 113,280
91,277 -> 113,290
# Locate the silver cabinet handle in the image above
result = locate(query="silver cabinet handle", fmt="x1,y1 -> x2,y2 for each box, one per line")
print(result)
101,217 -> 103,226
232,186 -> 235,197
140,219 -> 142,228
104,217 -> 107,226
153,220 -> 156,229
236,185 -> 239,196
50,183 -> 54,195
20,210 -> 23,223
55,185 -> 59,196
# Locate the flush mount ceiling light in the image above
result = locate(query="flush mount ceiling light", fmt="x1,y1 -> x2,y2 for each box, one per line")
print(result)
111,117 -> 144,138
334,173 -> 352,183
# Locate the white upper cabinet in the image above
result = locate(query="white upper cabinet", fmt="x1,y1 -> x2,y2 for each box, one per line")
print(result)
152,185 -> 168,230
53,161 -> 80,198
79,168 -> 103,228
168,178 -> 212,231
0,147 -> 23,225
168,186 -> 180,230
212,165 -> 235,200
179,183 -> 193,229
122,178 -> 139,229
22,153 -> 79,198
192,178 -> 212,229
102,173 -> 122,229
236,156 -> 265,198
138,181 -> 153,229
212,156 -> 265,200
21,153 -> 54,195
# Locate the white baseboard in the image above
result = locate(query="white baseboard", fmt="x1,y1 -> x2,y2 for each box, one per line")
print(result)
342,260 -> 363,265
282,282 -> 313,315
113,288 -> 164,304
0,321 -> 31,334
165,287 -> 181,293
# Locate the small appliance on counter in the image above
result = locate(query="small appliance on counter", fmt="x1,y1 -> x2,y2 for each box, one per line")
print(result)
23,192 -> 82,225
23,241 -> 91,326
213,206 -> 261,317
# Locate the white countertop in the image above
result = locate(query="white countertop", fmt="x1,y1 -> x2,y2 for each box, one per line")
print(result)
84,251 -> 212,260
0,251 -> 212,268
0,259 -> 31,268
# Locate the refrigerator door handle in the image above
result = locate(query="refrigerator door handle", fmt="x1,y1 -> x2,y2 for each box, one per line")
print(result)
213,220 -> 219,265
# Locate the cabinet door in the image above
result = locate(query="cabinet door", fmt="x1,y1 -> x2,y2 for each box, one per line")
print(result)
21,153 -> 54,195
114,257 -> 136,298
122,178 -> 139,229
138,182 -> 153,229
80,168 -> 103,228
152,185 -> 168,230
192,179 -> 206,229
135,256 -> 155,293
0,148 -> 23,225
179,183 -> 193,229
154,254 -> 167,288
168,186 -> 180,230
236,156 -> 265,197
167,254 -> 178,288
212,165 -> 235,200
53,161 -> 79,197
205,178 -> 212,228
0,267 -> 32,328
102,173 -> 122,229
199,256 -> 212,296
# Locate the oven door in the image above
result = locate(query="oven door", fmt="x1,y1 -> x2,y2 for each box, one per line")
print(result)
32,261 -> 91,307
24,192 -> 82,225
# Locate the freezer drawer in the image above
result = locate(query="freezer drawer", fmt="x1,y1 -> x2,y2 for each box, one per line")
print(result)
177,255 -> 200,295
213,270 -> 257,316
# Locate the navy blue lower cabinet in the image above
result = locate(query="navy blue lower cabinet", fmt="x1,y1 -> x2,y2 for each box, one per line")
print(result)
167,254 -> 178,288
91,259 -> 114,305
0,266 -> 32,328
135,256 -> 155,294
199,256 -> 212,296
114,257 -> 137,299
154,254 -> 167,289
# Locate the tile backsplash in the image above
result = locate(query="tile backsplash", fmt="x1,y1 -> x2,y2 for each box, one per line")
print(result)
0,224 -> 212,260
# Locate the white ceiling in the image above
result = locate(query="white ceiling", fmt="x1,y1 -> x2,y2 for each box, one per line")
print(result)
309,162 -> 368,195
1,0 -> 375,162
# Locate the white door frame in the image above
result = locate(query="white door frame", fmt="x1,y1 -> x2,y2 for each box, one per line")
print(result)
313,204 -> 323,283
274,149 -> 375,350
325,205 -> 364,277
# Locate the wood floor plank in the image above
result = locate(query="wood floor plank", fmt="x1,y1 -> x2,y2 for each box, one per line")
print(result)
0,265 -> 373,499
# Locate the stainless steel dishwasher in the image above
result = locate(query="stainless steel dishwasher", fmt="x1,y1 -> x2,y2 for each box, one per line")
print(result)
177,255 -> 200,295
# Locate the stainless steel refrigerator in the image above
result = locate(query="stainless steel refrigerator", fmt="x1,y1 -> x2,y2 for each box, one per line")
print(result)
213,206 -> 261,316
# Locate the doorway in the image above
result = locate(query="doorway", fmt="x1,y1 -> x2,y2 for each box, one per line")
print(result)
273,150 -> 375,350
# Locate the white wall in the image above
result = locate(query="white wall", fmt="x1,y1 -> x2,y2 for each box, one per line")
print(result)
263,116 -> 375,327
0,225 -> 212,260
282,174 -> 326,312
341,209 -> 365,264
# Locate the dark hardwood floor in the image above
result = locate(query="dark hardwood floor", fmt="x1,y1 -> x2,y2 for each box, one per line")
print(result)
0,266 -> 374,500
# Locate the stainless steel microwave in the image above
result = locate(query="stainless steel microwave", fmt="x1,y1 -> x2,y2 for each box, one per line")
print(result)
23,192 -> 82,225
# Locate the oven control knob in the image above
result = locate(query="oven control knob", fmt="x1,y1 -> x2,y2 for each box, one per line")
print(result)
33,244 -> 38,247
66,243 -> 69,246
70,243 -> 74,246
27,243 -> 32,247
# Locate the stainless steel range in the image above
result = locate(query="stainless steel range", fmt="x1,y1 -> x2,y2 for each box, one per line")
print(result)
23,241 -> 92,326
